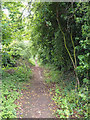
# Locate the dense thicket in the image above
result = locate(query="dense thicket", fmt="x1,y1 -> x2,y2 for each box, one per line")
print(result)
1,2 -> 89,118
2,2 -> 29,67
28,2 -> 89,85
2,2 -> 89,86
2,1 -> 89,89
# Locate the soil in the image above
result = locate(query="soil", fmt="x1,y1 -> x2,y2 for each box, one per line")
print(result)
15,63 -> 56,118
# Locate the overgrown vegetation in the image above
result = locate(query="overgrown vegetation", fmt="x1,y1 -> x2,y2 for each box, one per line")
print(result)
44,65 -> 88,118
1,60 -> 32,118
1,1 -> 89,119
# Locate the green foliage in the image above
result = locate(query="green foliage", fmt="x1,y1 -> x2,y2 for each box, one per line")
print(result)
1,62 -> 32,118
28,2 -> 73,70
29,57 -> 36,66
2,2 -> 27,67
44,65 -> 63,83
28,2 -> 89,88
2,71 -> 21,118
44,64 -> 75,86
52,85 -> 88,118
44,64 -> 88,118
15,61 -> 32,81
2,39 -> 32,67
75,2 -> 89,85
1,2 -> 89,119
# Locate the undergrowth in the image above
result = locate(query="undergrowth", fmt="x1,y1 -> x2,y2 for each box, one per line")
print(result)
44,64 -> 88,118
52,85 -> 88,118
1,60 -> 32,118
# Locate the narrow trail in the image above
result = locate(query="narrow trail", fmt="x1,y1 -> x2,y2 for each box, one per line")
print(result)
16,63 -> 56,118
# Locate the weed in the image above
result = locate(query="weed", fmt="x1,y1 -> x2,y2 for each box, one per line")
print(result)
1,62 -> 32,118
52,85 -> 88,118
44,64 -> 88,118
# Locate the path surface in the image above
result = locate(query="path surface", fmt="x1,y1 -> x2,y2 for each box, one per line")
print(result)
16,64 -> 56,118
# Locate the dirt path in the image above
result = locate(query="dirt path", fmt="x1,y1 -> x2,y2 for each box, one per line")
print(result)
16,64 -> 56,118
